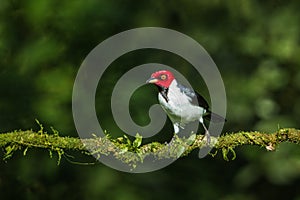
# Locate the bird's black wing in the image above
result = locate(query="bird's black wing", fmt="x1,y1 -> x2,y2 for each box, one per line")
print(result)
177,83 -> 209,109
177,83 -> 226,122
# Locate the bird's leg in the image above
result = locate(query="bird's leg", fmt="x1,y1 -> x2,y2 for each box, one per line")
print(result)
173,123 -> 180,134
200,118 -> 210,144
202,123 -> 211,144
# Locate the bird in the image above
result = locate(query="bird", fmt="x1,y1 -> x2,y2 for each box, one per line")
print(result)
146,70 -> 226,143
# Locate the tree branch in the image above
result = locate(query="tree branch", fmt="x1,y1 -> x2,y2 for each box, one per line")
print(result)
1,127 -> 299,166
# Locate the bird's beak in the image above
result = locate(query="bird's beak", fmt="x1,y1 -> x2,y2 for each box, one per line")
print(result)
146,77 -> 158,84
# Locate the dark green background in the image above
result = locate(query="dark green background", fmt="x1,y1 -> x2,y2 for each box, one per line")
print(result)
1,0 -> 300,199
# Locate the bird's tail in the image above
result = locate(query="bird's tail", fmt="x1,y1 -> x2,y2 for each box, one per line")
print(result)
204,111 -> 226,123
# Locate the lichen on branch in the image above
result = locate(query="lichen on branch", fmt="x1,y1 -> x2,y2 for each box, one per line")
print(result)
0,126 -> 299,167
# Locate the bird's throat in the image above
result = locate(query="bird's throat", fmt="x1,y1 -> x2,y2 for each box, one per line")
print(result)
158,86 -> 169,102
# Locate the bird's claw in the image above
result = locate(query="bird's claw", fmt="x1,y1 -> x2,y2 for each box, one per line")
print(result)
204,131 -> 211,145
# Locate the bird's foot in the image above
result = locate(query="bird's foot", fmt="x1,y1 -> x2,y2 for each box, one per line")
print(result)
204,131 -> 211,145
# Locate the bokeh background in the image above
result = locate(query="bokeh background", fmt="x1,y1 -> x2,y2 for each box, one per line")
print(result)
1,0 -> 300,199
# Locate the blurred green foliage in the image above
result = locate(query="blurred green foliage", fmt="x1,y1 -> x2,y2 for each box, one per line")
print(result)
1,0 -> 300,199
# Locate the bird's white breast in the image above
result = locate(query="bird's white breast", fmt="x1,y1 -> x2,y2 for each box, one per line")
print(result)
158,80 -> 206,125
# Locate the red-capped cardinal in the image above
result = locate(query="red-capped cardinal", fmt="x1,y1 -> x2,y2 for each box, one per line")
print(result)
147,70 -> 226,143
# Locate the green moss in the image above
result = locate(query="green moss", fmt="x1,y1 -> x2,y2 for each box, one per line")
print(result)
1,126 -> 299,167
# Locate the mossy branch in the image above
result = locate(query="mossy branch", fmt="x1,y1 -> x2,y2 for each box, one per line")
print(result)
1,127 -> 299,166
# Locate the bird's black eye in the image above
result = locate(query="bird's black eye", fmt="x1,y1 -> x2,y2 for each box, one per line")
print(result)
160,74 -> 167,80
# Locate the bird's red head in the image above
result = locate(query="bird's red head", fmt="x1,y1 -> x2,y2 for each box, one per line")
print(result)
147,70 -> 175,88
